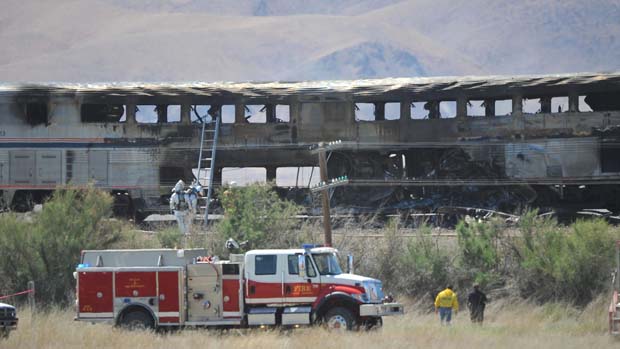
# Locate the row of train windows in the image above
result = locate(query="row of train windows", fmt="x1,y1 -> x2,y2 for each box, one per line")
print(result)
17,94 -> 617,125
193,167 -> 321,187
82,97 -> 595,124
81,104 -> 291,124
354,97 -> 595,121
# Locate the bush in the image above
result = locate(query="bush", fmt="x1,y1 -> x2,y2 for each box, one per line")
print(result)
214,183 -> 303,253
398,224 -> 454,299
514,215 -> 619,304
157,227 -> 183,248
0,186 -> 140,306
454,218 -> 508,289
456,218 -> 502,272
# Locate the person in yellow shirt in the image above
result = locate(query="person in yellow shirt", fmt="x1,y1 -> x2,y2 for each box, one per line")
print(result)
435,285 -> 459,325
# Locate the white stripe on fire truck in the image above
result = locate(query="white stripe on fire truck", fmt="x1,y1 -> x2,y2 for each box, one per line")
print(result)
158,312 -> 180,317
245,297 -> 317,304
79,312 -> 113,318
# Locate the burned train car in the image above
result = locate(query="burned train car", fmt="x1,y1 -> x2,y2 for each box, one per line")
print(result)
1,73 -> 620,217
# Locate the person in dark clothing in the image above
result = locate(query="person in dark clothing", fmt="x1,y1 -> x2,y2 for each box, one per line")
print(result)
467,284 -> 488,324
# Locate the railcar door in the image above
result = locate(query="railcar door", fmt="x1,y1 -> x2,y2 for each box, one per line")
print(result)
36,150 -> 61,185
9,150 -> 35,184
88,150 -> 108,185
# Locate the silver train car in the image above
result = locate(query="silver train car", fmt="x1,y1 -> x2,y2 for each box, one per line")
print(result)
1,72 -> 620,218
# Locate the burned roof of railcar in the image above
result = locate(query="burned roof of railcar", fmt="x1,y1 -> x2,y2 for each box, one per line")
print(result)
1,72 -> 620,101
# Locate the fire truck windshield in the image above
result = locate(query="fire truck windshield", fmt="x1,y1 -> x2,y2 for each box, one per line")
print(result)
312,253 -> 343,275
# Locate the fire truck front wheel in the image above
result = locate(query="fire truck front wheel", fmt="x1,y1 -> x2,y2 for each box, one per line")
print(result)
324,307 -> 356,331
119,309 -> 155,330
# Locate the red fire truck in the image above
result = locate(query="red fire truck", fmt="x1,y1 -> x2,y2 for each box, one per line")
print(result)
75,246 -> 403,330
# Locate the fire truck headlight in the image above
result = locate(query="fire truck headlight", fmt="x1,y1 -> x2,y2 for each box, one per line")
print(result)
362,280 -> 385,303
351,293 -> 369,303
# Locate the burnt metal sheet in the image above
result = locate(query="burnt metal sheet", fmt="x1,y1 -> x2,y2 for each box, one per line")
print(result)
1,72 -> 620,101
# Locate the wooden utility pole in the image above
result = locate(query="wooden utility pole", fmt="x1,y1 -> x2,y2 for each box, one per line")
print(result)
27,280 -> 35,313
317,144 -> 333,247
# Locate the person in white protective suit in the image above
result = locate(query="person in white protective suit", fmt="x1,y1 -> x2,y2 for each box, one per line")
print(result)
169,180 -> 192,235
185,182 -> 201,217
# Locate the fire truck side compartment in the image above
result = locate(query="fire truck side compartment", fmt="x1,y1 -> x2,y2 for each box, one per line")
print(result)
247,307 -> 277,326
187,263 -> 223,322
77,271 -> 113,319
282,306 -> 312,325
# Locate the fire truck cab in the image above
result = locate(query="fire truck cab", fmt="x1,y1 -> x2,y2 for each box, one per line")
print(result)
75,247 -> 403,330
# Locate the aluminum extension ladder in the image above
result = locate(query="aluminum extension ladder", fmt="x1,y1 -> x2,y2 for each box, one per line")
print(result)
196,114 -> 221,227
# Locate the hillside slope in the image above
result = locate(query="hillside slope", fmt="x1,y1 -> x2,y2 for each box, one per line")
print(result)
0,0 -> 617,82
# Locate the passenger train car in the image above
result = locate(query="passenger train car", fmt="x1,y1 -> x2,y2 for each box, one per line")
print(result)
1,72 -> 620,218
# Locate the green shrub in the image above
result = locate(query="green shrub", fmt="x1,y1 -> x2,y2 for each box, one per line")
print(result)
514,215 -> 619,304
0,186 -> 140,306
214,183 -> 302,252
398,224 -> 454,297
157,227 -> 183,248
456,218 -> 502,271
0,214 -> 38,298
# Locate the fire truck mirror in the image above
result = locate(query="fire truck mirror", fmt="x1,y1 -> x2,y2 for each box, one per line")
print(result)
347,255 -> 354,274
298,254 -> 306,279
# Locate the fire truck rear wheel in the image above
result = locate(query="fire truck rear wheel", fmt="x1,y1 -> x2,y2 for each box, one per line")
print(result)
120,310 -> 154,330
324,307 -> 356,331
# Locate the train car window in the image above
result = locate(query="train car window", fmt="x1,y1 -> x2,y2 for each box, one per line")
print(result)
81,104 -> 125,123
355,103 -> 375,121
495,99 -> 512,116
584,92 -> 620,112
601,145 -> 620,173
136,105 -> 158,123
167,105 -> 181,122
276,167 -> 320,187
410,102 -> 427,119
222,105 -> 235,124
578,96 -> 593,112
191,105 -> 209,123
244,105 -> 267,123
439,101 -> 457,118
551,97 -> 569,113
385,102 -> 400,120
467,100 -> 485,117
160,166 -> 187,188
192,105 -> 224,123
523,98 -> 541,113
222,167 -> 266,185
23,103 -> 48,125
276,105 -> 290,122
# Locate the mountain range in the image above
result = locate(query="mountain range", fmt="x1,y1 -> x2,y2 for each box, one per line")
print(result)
0,0 -> 618,82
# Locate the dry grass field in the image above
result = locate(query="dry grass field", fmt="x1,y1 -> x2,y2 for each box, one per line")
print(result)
3,297 -> 615,349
